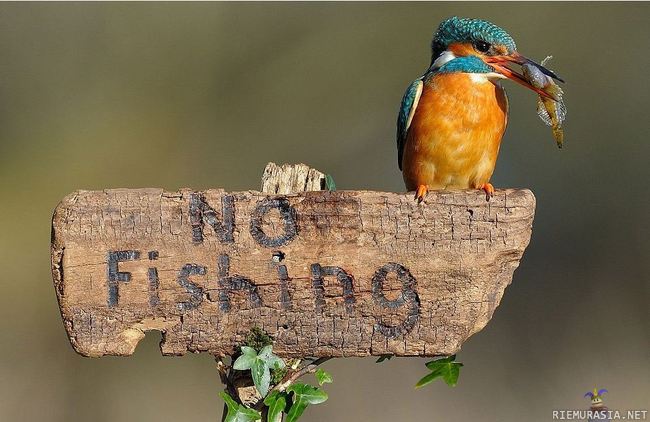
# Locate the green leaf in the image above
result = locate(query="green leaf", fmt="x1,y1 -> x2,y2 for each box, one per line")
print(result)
221,391 -> 239,412
315,368 -> 333,385
233,348 -> 257,371
287,383 -> 328,405
234,344 -> 285,397
424,355 -> 454,370
257,345 -> 273,360
285,399 -> 308,422
415,368 -> 443,388
270,358 -> 285,370
325,174 -> 336,191
442,362 -> 462,387
285,400 -> 307,422
417,355 -> 463,389
251,359 -> 271,397
220,392 -> 261,422
375,354 -> 393,363
240,346 -> 258,357
264,391 -> 288,422
271,365 -> 288,385
258,345 -> 285,370
285,383 -> 328,422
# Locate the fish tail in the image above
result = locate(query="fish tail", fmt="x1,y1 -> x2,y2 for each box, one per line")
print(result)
552,125 -> 564,148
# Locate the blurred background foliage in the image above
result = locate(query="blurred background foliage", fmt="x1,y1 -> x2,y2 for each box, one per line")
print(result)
0,2 -> 648,421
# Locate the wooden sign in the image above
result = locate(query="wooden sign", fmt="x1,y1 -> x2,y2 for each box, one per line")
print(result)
51,166 -> 535,358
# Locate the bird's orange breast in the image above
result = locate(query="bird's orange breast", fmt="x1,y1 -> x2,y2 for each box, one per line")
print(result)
401,73 -> 508,191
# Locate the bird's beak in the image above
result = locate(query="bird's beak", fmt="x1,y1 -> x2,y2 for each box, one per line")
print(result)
485,52 -> 564,99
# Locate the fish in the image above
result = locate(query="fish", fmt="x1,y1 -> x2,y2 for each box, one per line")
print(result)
522,56 -> 566,148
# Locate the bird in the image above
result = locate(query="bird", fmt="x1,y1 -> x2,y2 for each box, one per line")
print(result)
397,17 -> 564,201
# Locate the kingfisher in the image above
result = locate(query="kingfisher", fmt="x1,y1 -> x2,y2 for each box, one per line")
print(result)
397,17 -> 564,201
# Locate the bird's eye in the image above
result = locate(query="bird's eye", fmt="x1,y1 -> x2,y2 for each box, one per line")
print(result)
474,41 -> 491,53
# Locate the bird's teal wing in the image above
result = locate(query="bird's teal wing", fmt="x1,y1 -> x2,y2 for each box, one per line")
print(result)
396,79 -> 423,170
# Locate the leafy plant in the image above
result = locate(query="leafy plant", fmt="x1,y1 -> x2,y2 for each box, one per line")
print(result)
271,364 -> 289,385
263,391 -> 288,422
314,368 -> 332,386
233,345 -> 285,396
285,383 -> 329,422
220,391 -> 261,422
415,355 -> 463,388
223,332 -> 332,422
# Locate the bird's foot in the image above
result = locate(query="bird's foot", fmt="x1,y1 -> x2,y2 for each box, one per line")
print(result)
414,184 -> 428,203
479,183 -> 495,201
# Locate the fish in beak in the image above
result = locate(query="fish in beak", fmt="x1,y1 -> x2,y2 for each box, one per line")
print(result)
489,52 -> 567,149
485,52 -> 564,100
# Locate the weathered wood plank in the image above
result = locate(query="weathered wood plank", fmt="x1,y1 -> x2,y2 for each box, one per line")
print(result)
261,162 -> 326,194
51,186 -> 535,358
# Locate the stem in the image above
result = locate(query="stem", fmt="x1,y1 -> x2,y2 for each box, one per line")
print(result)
216,356 -> 240,422
272,357 -> 332,393
220,402 -> 228,422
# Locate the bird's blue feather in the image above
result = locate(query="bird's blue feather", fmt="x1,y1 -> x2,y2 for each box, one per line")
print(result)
433,17 -> 516,55
396,79 -> 423,170
436,55 -> 495,74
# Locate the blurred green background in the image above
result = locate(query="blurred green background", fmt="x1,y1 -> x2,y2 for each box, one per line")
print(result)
0,2 -> 648,421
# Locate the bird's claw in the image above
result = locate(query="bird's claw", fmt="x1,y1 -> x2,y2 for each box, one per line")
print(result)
480,183 -> 495,201
414,185 -> 428,203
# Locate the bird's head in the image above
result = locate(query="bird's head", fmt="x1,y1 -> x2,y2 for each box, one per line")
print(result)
430,17 -> 564,98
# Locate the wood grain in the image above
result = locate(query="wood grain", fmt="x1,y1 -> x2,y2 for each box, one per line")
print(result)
51,182 -> 535,358
261,162 -> 327,194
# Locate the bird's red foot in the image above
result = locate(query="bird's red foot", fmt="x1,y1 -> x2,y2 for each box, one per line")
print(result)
414,184 -> 428,203
480,183 -> 495,201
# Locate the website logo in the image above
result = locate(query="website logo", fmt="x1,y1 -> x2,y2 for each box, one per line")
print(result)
551,388 -> 647,421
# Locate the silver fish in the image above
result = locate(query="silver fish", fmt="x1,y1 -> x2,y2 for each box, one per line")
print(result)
522,56 -> 566,148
